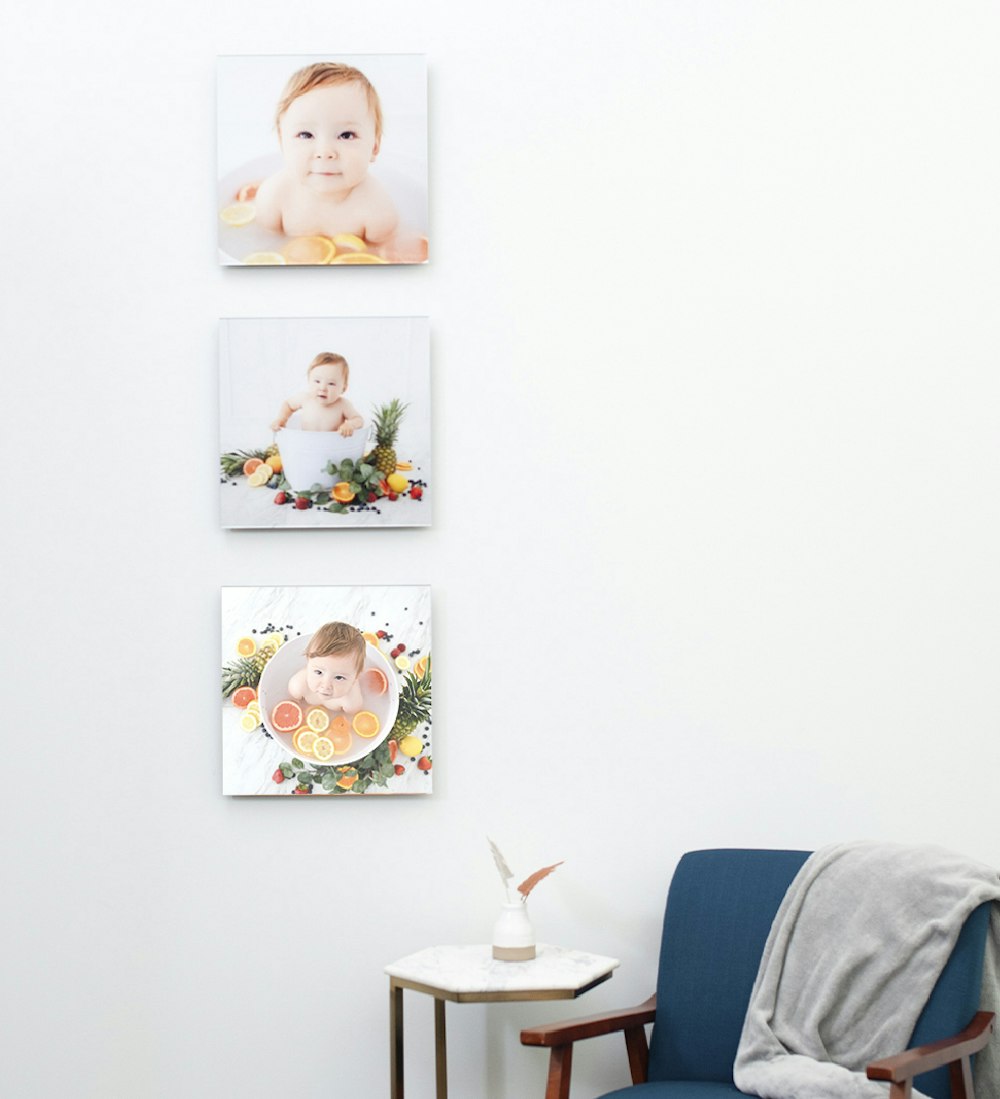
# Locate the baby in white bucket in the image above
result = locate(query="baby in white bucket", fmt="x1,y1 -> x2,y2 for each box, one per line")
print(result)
270,352 -> 364,435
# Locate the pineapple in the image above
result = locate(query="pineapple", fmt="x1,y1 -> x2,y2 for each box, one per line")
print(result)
220,448 -> 268,477
391,662 -> 431,738
369,399 -> 408,477
221,647 -> 274,697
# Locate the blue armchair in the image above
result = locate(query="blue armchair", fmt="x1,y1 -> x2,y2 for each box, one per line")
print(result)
521,849 -> 994,1099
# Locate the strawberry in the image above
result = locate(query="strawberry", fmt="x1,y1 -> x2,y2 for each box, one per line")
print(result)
410,485 -> 424,500
274,492 -> 287,505
272,769 -> 285,783
295,497 -> 310,510
417,756 -> 432,771
388,492 -> 398,501
394,764 -> 405,776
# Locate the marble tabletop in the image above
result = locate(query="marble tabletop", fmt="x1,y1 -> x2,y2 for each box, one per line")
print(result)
385,944 -> 619,995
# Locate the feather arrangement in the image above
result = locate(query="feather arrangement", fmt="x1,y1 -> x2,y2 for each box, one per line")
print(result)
488,838 -> 563,904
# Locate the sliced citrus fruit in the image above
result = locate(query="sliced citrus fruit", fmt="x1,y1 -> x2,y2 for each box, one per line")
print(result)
306,707 -> 330,733
247,465 -> 273,487
240,711 -> 261,732
312,736 -> 335,762
395,654 -> 411,671
235,636 -> 257,658
282,235 -> 335,265
329,722 -> 352,754
361,666 -> 388,695
271,700 -> 303,733
335,767 -> 359,789
329,252 -> 388,265
331,233 -> 368,253
243,252 -> 286,265
246,702 -> 261,721
293,727 -> 318,756
232,685 -> 257,708
236,182 -> 259,202
352,711 -> 380,738
260,632 -> 283,652
396,461 -> 413,471
414,655 -> 430,678
331,482 -> 356,503
220,202 -> 256,227
242,457 -> 263,476
361,631 -> 380,647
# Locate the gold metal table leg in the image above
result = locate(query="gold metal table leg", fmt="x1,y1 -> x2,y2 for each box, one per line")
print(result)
434,997 -> 447,1099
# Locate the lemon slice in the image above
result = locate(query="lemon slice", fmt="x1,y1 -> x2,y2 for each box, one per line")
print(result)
312,736 -> 335,762
245,700 -> 261,718
260,632 -> 283,651
293,727 -> 318,756
329,252 -> 388,265
331,233 -> 368,253
220,202 -> 256,226
243,252 -> 286,265
239,711 -> 260,732
247,465 -> 273,487
395,655 -> 411,671
306,707 -> 330,733
282,236 -> 336,265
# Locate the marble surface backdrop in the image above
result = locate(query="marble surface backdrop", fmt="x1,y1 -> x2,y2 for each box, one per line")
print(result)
221,585 -> 432,795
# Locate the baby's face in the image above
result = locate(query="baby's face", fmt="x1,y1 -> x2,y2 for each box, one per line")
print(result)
308,363 -> 347,405
305,652 -> 360,700
279,81 -> 379,196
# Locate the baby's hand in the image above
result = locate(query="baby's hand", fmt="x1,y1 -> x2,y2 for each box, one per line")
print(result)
338,423 -> 356,437
270,418 -> 285,432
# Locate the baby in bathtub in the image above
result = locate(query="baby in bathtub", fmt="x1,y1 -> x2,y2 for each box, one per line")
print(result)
288,621 -> 365,714
270,352 -> 364,435
253,61 -> 426,262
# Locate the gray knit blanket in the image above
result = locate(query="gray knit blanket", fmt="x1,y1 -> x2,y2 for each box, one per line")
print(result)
733,842 -> 1000,1099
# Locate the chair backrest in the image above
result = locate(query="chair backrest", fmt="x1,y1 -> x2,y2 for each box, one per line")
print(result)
645,848 -> 991,1099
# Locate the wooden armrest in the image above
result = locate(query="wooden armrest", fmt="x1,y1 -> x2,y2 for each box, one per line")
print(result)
520,994 -> 657,1047
866,1011 -> 994,1086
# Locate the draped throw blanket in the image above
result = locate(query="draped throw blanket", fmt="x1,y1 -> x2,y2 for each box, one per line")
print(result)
733,842 -> 1000,1099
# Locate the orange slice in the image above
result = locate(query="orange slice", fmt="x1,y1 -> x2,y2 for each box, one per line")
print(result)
331,233 -> 368,253
329,252 -> 388,265
414,655 -> 430,679
281,235 -> 335,265
235,637 -> 257,658
335,767 -> 359,789
361,667 -> 388,695
220,202 -> 256,227
312,736 -> 335,762
352,711 -> 380,738
293,727 -> 318,756
271,700 -> 303,733
243,252 -> 286,265
232,686 -> 257,708
331,482 -> 355,503
396,461 -> 413,471
306,707 -> 330,733
361,631 -> 380,647
329,722 -> 352,754
242,458 -> 263,475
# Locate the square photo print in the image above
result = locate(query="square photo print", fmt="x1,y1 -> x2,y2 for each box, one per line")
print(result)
222,586 -> 432,796
217,54 -> 428,266
219,316 -> 430,528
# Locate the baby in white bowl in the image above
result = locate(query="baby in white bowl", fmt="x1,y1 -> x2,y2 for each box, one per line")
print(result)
288,621 -> 365,714
253,61 -> 426,262
270,352 -> 364,435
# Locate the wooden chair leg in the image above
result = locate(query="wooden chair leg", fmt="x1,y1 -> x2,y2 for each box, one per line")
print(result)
624,1024 -> 649,1084
949,1055 -> 975,1099
888,1082 -> 912,1099
544,1044 -> 573,1099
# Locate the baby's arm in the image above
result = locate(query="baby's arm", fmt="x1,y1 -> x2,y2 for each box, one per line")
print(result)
252,173 -> 286,233
288,668 -> 307,700
359,179 -> 400,247
271,393 -> 303,431
336,398 -> 364,437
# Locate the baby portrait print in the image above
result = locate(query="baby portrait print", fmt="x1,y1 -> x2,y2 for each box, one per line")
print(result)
222,586 -> 432,797
219,316 -> 431,529
217,54 -> 428,266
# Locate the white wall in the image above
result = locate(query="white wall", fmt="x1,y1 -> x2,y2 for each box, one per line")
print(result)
3,2 -> 999,1097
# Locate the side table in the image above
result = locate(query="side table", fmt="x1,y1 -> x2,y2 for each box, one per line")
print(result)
385,943 -> 619,1098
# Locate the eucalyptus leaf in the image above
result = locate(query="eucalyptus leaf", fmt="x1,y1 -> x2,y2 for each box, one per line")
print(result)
292,758 -> 304,769
327,503 -> 347,513
339,460 -> 354,479
358,463 -> 374,479
349,482 -> 362,495
322,773 -> 339,792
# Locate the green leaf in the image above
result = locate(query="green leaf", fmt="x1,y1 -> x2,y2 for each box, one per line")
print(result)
348,482 -> 362,495
358,462 -> 374,480
310,483 -> 324,493
321,772 -> 339,792
280,763 -> 294,779
291,758 -> 304,769
339,460 -> 355,479
327,502 -> 347,513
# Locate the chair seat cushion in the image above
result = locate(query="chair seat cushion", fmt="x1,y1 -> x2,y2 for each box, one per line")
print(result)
600,1082 -> 745,1099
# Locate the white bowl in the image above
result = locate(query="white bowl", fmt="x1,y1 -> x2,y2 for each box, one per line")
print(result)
276,413 -> 372,493
258,634 -> 399,767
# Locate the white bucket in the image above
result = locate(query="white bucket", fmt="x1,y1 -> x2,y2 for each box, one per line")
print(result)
275,413 -> 372,493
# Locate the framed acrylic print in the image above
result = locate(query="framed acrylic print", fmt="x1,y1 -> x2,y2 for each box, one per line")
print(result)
219,316 -> 430,528
217,54 -> 428,266
221,586 -> 432,796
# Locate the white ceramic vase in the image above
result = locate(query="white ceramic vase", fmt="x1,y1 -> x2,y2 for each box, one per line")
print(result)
492,901 -> 536,961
